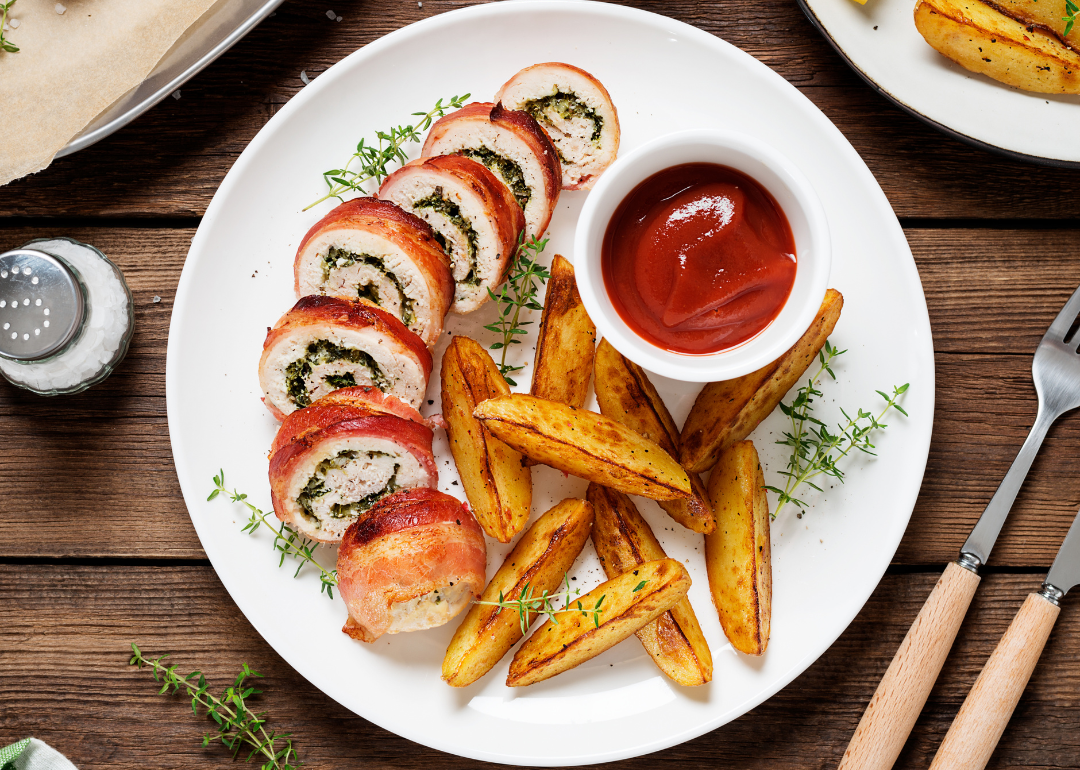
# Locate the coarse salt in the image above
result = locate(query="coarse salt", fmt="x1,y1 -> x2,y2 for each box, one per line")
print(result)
9,18 -> 19,28
55,3 -> 66,14
300,70 -> 311,85
326,9 -> 335,19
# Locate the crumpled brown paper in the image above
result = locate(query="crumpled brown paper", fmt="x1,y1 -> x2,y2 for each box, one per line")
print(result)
0,0 -> 219,186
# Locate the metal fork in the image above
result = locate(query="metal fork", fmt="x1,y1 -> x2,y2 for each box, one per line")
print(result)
838,282 -> 1080,770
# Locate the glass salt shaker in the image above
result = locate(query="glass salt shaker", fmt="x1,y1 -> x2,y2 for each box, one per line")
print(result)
0,237 -> 135,396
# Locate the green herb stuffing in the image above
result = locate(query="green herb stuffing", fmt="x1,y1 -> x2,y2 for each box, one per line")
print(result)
284,340 -> 390,408
321,247 -> 416,327
413,188 -> 481,285
522,91 -> 603,144
295,450 -> 400,521
459,147 -> 531,210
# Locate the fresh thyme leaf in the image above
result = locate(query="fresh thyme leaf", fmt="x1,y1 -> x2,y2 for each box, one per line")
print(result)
765,341 -> 909,519
129,644 -> 302,770
473,572 -> 604,635
1066,0 -> 1078,36
303,93 -> 470,211
632,580 -> 649,592
209,470 -> 338,598
0,1 -> 19,54
486,233 -> 550,384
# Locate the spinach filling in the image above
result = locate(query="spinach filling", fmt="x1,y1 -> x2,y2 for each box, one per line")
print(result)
523,91 -> 604,151
296,449 -> 400,522
321,247 -> 416,327
458,147 -> 531,211
284,339 -> 389,409
413,188 -> 481,286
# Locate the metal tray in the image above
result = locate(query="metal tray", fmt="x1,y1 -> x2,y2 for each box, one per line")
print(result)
56,0 -> 286,158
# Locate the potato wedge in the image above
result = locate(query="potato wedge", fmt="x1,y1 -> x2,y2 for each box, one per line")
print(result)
530,254 -> 597,410
587,483 -> 713,686
473,394 -> 691,501
507,557 -> 692,687
442,498 -> 594,687
594,338 -> 715,534
915,0 -> 1080,94
705,440 -> 771,656
681,288 -> 843,474
442,336 -> 532,543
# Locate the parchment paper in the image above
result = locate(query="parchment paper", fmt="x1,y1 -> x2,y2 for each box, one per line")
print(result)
0,0 -> 219,186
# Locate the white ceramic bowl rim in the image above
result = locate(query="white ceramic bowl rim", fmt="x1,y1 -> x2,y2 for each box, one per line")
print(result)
574,128 -> 832,382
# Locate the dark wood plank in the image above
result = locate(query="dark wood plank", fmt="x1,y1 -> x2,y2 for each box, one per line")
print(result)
2,567 -> 1077,768
0,1 -> 1079,220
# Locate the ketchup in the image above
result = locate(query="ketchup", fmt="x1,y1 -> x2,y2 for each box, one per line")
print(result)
602,163 -> 796,355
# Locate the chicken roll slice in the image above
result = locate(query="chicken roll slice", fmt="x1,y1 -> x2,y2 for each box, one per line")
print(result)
259,295 -> 432,420
379,156 -> 525,314
337,488 -> 487,643
269,387 -> 438,543
294,197 -> 454,347
422,102 -> 561,240
495,63 -> 620,191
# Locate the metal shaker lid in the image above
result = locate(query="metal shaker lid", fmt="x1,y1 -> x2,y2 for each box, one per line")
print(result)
0,248 -> 86,361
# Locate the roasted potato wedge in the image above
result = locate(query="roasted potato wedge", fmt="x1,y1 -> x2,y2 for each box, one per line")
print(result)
531,254 -> 597,410
705,440 -> 771,656
507,557 -> 692,687
681,288 -> 843,474
594,338 -> 715,534
473,394 -> 691,501
442,336 -> 532,543
915,0 -> 1080,94
442,498 -> 594,687
587,483 -> 712,686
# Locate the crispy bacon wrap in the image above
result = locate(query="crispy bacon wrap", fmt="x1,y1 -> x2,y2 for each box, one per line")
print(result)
337,488 -> 487,643
378,155 -> 525,314
422,102 -> 561,240
294,197 -> 454,347
259,295 -> 432,420
269,387 -> 438,543
495,62 -> 620,191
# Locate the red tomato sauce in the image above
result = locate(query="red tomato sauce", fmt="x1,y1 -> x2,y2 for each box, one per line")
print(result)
601,163 -> 797,355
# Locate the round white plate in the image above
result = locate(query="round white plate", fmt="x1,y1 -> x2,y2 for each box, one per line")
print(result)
166,2 -> 935,765
799,0 -> 1080,166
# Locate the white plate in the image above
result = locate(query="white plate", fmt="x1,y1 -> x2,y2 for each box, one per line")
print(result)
166,2 -> 935,765
799,0 -> 1080,167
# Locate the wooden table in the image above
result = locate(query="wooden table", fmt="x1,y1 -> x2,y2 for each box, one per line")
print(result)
2,1 -> 1079,767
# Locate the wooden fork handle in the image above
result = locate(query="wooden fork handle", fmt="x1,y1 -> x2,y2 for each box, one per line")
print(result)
839,561 -> 982,770
929,592 -> 1060,770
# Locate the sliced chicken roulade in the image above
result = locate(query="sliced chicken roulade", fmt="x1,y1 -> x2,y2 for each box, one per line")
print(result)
259,295 -> 432,420
294,197 -> 454,347
422,102 -> 561,240
269,387 -> 439,543
379,155 -> 525,314
495,62 -> 620,191
337,488 -> 488,643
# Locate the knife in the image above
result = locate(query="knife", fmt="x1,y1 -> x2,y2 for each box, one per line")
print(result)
927,507 -> 1080,770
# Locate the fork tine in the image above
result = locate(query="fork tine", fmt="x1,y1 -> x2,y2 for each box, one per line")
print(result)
1045,283 -> 1080,343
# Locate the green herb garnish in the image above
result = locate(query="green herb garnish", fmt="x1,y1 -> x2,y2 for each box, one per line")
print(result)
129,644 -> 301,770
304,94 -> 470,211
484,234 -> 550,386
765,341 -> 909,519
1,1 -> 19,54
475,573 -> 605,634
1065,0 -> 1078,36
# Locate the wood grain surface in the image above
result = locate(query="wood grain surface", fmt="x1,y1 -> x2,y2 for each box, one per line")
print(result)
0,0 -> 1078,768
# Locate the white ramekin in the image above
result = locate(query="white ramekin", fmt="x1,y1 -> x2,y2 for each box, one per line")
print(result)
574,129 -> 831,382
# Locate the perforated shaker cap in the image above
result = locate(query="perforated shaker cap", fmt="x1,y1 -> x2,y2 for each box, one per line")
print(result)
0,248 -> 86,361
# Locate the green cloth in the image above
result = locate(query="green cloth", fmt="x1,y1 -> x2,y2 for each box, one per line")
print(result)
0,739 -> 77,770
0,739 -> 30,770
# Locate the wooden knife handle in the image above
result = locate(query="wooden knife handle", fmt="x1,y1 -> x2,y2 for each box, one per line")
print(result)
839,561 -> 982,770
929,592 -> 1060,770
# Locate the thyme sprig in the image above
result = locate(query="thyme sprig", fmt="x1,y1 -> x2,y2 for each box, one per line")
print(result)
1065,0 -> 1078,36
129,644 -> 301,770
475,574 -> 606,634
1,1 -> 19,54
303,93 -> 470,211
765,341 -> 910,519
209,471 -> 338,599
484,234 -> 550,386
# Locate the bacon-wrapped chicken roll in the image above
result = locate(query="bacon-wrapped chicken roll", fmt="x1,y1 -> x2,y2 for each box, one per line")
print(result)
422,102 -> 561,240
378,155 -> 525,314
495,63 -> 620,191
294,197 -> 454,347
269,387 -> 438,543
259,295 -> 432,420
337,488 -> 487,643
